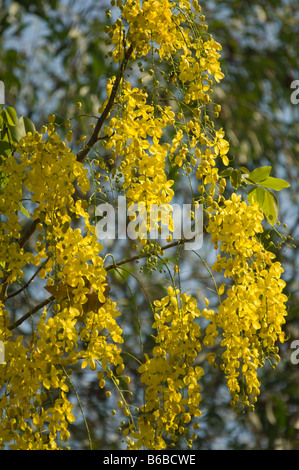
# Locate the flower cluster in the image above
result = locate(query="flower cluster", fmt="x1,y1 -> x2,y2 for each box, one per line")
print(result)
0,126 -> 124,449
104,0 -> 228,248
204,194 -> 288,409
106,80 -> 175,212
0,0 -> 288,450
124,287 -> 203,449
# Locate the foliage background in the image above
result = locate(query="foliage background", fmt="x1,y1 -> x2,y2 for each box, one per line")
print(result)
1,0 -> 298,449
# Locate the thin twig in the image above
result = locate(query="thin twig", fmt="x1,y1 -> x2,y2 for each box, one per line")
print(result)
62,365 -> 93,450
7,238 -> 189,330
104,238 -> 188,272
0,219 -> 41,299
8,296 -> 54,330
6,257 -> 51,300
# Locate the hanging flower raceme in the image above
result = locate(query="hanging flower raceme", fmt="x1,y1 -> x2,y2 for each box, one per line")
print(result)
0,124 -> 125,449
124,287 -> 203,449
105,0 -> 228,236
104,80 -> 175,246
204,194 -> 288,410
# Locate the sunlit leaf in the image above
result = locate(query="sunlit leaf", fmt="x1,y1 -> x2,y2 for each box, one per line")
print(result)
258,176 -> 290,191
4,106 -> 18,126
249,166 -> 272,183
262,190 -> 279,224
247,186 -> 265,207
8,116 -> 26,143
230,169 -> 241,189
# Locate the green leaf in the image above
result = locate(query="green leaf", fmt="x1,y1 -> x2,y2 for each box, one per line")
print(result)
23,116 -> 36,134
262,190 -> 279,225
8,115 -> 35,143
19,202 -> 30,218
219,167 -> 234,178
0,170 -> 10,194
239,166 -> 250,174
8,116 -> 26,143
0,140 -> 12,158
258,176 -> 290,191
248,187 -> 279,224
230,169 -> 241,189
4,106 -> 18,126
247,186 -> 265,207
249,166 -> 272,183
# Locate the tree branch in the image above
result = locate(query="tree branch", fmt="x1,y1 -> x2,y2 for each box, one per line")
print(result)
104,238 -> 188,272
6,256 -> 51,301
7,237 -> 190,330
7,45 -> 135,280
8,296 -> 54,330
6,43 -> 135,328
18,218 -> 40,249
76,43 -> 134,163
